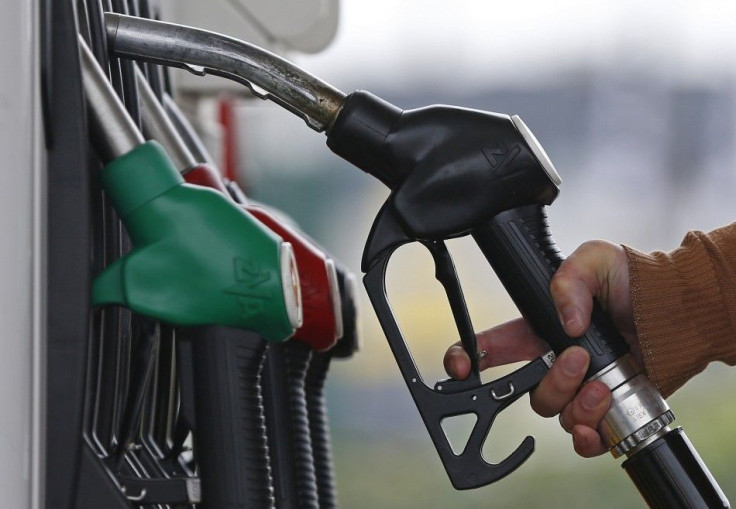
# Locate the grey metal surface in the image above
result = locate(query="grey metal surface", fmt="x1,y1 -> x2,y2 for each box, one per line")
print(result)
325,259 -> 344,341
0,1 -> 44,508
135,66 -> 197,170
587,353 -> 640,391
280,242 -> 304,330
602,373 -> 673,457
105,13 -> 346,132
587,355 -> 674,459
511,114 -> 562,187
78,35 -> 144,161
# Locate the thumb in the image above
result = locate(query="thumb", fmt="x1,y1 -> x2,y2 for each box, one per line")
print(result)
550,240 -> 626,337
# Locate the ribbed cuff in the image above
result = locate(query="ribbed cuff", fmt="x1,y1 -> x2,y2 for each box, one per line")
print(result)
624,226 -> 736,397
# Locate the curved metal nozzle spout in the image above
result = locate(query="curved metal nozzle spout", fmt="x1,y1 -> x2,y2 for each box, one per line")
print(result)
104,12 -> 347,132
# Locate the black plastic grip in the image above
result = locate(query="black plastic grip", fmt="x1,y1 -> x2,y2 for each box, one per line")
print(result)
177,325 -> 274,509
305,351 -> 339,509
263,341 -> 320,509
623,428 -> 729,508
326,90 -> 404,188
471,204 -> 629,377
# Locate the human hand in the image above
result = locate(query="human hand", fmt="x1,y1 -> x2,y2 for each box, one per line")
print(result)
444,240 -> 639,457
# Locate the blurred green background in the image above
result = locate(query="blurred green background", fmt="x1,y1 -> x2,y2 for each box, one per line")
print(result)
195,1 -> 736,507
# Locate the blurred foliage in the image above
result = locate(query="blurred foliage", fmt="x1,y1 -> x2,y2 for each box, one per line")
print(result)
326,363 -> 736,509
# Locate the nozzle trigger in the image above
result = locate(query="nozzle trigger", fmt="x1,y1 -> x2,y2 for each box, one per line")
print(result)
362,231 -> 551,489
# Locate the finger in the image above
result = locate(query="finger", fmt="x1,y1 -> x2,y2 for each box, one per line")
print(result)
444,318 -> 548,379
558,381 -> 611,433
444,344 -> 472,379
476,318 -> 548,368
572,425 -> 608,457
550,255 -> 598,338
530,346 -> 589,417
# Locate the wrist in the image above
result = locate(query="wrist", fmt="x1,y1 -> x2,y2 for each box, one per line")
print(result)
624,236 -> 736,397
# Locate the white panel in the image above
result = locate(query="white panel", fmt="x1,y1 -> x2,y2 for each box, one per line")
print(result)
161,0 -> 273,93
236,0 -> 339,53
0,0 -> 41,508
160,0 -> 339,93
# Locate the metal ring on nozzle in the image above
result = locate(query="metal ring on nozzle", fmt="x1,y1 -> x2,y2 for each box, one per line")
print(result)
280,242 -> 304,331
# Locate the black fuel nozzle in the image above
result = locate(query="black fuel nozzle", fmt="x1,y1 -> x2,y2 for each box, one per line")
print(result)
328,90 -> 729,505
327,90 -> 561,245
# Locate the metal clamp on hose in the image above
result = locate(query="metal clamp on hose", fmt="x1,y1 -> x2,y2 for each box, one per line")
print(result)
586,355 -> 675,457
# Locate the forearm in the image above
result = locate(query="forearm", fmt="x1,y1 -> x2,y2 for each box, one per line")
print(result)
624,223 -> 736,397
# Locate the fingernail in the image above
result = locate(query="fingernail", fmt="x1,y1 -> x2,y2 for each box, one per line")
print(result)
581,385 -> 605,410
444,346 -> 469,379
561,349 -> 587,376
560,306 -> 582,333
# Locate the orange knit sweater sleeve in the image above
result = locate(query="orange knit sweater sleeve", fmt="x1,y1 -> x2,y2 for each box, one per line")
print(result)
623,223 -> 736,398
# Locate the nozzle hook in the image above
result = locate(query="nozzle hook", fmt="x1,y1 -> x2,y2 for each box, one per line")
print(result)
363,236 -> 552,489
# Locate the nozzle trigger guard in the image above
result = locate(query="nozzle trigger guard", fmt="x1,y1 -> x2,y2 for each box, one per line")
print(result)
362,214 -> 553,488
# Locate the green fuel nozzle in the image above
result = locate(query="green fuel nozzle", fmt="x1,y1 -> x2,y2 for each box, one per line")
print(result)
79,36 -> 301,341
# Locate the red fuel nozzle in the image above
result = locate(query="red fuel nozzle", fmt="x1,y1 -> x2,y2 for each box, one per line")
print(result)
178,165 -> 342,351
182,163 -> 230,196
247,205 -> 341,352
